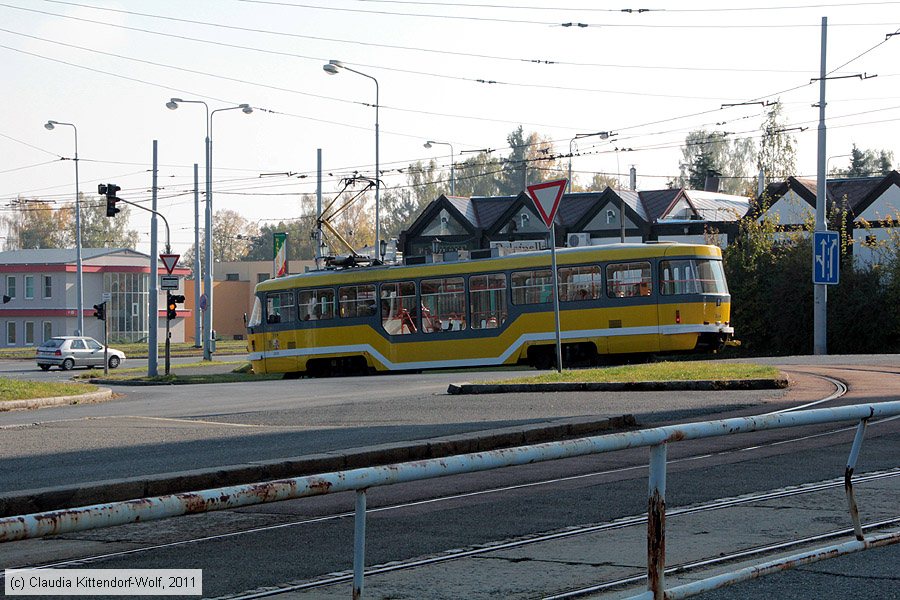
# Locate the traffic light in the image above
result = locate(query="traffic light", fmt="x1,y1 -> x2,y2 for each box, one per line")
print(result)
167,293 -> 184,321
93,302 -> 106,321
99,183 -> 121,217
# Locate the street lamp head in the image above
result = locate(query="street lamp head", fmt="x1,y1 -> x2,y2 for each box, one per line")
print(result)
165,100 -> 179,110
240,104 -> 253,114
44,120 -> 56,130
323,63 -> 339,75
424,141 -> 433,149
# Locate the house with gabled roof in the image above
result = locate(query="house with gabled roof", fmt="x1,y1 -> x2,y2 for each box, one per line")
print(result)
757,171 -> 900,265
399,187 -> 750,258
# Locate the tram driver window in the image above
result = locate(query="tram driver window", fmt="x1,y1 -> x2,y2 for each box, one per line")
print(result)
606,262 -> 652,298
266,291 -> 297,324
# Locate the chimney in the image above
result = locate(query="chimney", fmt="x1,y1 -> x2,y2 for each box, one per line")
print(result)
704,169 -> 721,192
629,165 -> 637,191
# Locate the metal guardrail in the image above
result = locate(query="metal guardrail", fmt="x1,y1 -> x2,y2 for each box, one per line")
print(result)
2,401 -> 899,600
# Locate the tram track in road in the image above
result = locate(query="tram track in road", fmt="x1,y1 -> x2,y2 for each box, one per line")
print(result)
218,470 -> 900,600
5,366 -> 897,598
12,383 -> 879,578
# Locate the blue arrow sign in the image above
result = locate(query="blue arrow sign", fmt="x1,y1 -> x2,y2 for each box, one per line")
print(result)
813,230 -> 839,285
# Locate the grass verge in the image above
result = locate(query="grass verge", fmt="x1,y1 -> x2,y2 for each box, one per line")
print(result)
0,377 -> 98,402
76,361 -> 282,385
490,361 -> 780,385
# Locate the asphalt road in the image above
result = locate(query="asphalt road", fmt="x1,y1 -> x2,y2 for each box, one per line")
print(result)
0,355 -> 897,599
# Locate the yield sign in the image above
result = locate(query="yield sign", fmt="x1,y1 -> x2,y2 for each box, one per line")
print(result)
526,179 -> 568,229
159,253 -> 180,275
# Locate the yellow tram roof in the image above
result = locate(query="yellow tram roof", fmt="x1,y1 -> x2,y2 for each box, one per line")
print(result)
256,242 -> 722,293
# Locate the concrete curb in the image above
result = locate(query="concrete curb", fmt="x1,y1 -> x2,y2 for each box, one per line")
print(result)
0,387 -> 114,412
447,378 -> 790,395
0,414 -> 636,517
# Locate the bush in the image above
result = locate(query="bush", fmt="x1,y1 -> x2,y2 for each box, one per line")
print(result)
723,209 -> 900,356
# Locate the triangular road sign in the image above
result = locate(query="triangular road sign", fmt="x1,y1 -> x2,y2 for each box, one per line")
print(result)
160,253 -> 180,275
526,179 -> 568,228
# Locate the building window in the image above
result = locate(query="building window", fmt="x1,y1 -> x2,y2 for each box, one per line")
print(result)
43,275 -> 53,299
6,275 -> 15,300
24,275 -> 34,300
6,322 -> 15,345
226,273 -> 240,281
257,273 -> 269,283
42,321 -> 52,342
607,209 -> 616,225
24,321 -> 34,345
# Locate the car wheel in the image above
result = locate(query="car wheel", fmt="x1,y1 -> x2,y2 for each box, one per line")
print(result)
39,364 -> 50,371
108,355 -> 121,369
60,358 -> 75,371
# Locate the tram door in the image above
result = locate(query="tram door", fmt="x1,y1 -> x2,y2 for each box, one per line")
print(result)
606,261 -> 659,355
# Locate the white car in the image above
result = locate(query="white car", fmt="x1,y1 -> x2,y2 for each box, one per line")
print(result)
36,336 -> 126,371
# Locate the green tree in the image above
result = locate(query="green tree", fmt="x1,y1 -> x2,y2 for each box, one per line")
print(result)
79,194 -> 140,249
579,173 -> 619,192
2,198 -> 71,249
673,130 -> 755,195
757,102 -> 798,184
836,144 -> 894,177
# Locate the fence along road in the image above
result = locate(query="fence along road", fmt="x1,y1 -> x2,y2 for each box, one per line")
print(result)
1,401 -> 899,599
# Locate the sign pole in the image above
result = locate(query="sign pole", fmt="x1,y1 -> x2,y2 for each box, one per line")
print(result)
549,223 -> 563,373
814,16 -> 828,355
165,291 -> 171,376
526,178 -> 568,373
103,302 -> 109,377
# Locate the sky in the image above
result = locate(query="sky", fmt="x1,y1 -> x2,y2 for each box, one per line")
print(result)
2,0 -> 900,257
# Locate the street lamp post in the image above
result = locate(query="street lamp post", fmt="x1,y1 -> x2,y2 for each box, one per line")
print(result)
424,140 -> 455,196
166,99 -> 252,360
323,60 -> 381,254
44,120 -> 83,336
567,131 -> 613,193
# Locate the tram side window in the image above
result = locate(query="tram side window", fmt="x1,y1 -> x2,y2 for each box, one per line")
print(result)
339,284 -> 377,317
559,265 -> 602,301
511,269 -> 553,305
297,288 -> 336,321
469,273 -> 506,329
380,281 -> 417,335
660,259 -> 728,295
420,277 -> 465,333
606,262 -> 652,298
266,291 -> 296,324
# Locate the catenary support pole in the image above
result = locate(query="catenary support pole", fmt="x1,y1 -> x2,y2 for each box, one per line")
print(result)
814,16 -> 828,355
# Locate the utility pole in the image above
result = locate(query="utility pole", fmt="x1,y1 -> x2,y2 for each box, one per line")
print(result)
149,141 -> 159,377
814,17 -> 828,355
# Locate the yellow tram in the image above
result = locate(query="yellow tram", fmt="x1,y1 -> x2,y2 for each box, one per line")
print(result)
246,242 -> 734,376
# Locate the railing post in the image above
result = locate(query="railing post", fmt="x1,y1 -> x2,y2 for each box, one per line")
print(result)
845,419 -> 868,541
648,442 -> 667,600
353,489 -> 367,600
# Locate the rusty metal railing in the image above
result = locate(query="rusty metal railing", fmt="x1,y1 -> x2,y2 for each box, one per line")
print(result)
2,401 -> 899,599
